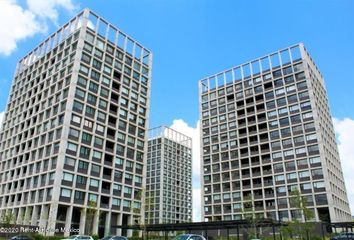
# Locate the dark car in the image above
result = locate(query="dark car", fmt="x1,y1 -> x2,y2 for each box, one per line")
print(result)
331,233 -> 354,240
100,236 -> 128,240
10,236 -> 32,240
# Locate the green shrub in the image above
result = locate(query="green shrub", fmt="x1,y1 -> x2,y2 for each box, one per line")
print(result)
91,235 -> 99,240
128,236 -> 142,240
309,235 -> 323,240
30,234 -> 45,240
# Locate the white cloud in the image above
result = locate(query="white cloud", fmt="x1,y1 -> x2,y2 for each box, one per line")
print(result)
0,111 -> 4,129
27,0 -> 76,23
0,0 -> 42,56
333,117 -> 354,215
0,0 -> 77,56
170,119 -> 201,222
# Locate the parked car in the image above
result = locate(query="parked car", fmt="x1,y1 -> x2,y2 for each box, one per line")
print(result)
100,236 -> 128,240
331,233 -> 354,240
174,234 -> 206,240
10,236 -> 32,240
61,235 -> 94,240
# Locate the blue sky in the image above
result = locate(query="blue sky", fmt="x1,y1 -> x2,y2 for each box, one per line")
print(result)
0,0 -> 354,221
1,0 -> 354,126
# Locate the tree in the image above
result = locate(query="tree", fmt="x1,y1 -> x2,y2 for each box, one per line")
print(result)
1,212 -> 16,240
1,211 -> 16,226
281,189 -> 314,240
132,189 -> 154,240
81,200 -> 99,235
242,194 -> 264,239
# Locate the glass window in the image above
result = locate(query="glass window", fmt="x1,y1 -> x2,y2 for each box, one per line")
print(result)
301,183 -> 312,190
275,175 -> 285,181
112,198 -> 121,206
82,132 -> 92,143
80,146 -> 90,157
302,112 -> 313,119
299,170 -> 310,178
91,164 -> 100,173
306,134 -> 317,141
69,128 -> 79,138
85,33 -> 94,43
87,93 -> 97,105
96,124 -> 105,132
84,119 -> 93,129
76,175 -> 87,184
71,114 -> 81,124
73,101 -> 83,112
67,142 -> 77,152
65,157 -> 76,166
123,200 -> 131,207
89,193 -> 98,202
295,147 -> 306,154
90,179 -> 99,187
63,172 -> 73,181
99,99 -> 107,108
272,152 -> 282,159
309,157 -> 321,164
287,172 -> 297,180
79,65 -> 89,75
313,181 -> 325,189
85,106 -> 95,115
94,137 -> 103,146
312,169 -> 323,177
308,145 -> 319,153
60,188 -> 71,197
75,88 -> 85,98
124,186 -> 132,194
283,150 -> 294,157
78,160 -> 89,170
93,150 -> 102,159
89,82 -> 99,93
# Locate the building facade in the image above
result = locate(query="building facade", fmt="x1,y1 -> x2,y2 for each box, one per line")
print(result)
146,126 -> 192,224
0,9 -> 152,236
199,43 -> 351,223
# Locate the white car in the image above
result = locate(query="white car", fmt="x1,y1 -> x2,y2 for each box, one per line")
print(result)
174,234 -> 206,240
62,235 -> 94,240
100,236 -> 128,240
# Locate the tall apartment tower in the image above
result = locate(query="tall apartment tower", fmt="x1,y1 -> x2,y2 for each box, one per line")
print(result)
0,9 -> 152,236
146,126 -> 192,224
199,43 -> 351,223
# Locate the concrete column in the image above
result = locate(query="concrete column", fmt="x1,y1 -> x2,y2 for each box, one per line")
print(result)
31,205 -> 39,226
23,206 -> 32,225
46,203 -> 59,236
92,209 -> 100,235
39,205 -> 49,232
79,208 -> 86,235
16,207 -> 24,224
127,214 -> 133,237
13,208 -> 18,223
116,213 -> 122,235
104,211 -> 112,236
64,206 -> 73,237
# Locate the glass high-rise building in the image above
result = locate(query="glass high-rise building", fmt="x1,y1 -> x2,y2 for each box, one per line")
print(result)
0,9 -> 151,236
199,43 -> 351,223
146,126 -> 192,224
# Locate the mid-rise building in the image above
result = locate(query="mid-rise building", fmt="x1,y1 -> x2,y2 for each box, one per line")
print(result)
0,9 -> 152,236
146,126 -> 192,224
199,43 -> 351,222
